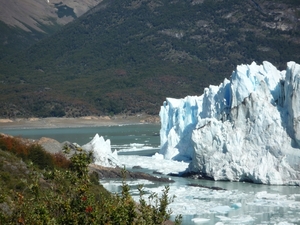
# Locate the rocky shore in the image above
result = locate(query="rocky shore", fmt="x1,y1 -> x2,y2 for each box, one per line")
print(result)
89,164 -> 174,183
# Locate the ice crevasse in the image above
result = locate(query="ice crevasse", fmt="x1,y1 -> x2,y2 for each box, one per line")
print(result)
159,61 -> 300,185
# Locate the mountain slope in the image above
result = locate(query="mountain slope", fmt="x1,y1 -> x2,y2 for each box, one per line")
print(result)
0,0 -> 300,117
0,0 -> 102,58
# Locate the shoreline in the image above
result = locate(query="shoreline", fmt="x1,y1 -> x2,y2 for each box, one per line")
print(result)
0,114 -> 160,129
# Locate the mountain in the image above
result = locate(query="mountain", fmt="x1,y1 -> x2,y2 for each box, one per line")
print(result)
159,61 -> 300,185
0,0 -> 102,58
0,0 -> 300,118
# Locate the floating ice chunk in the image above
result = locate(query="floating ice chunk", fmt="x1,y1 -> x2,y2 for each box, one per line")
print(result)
231,203 -> 242,209
152,152 -> 164,160
191,217 -> 210,223
255,191 -> 285,200
216,216 -> 231,221
210,205 -> 232,214
118,154 -> 189,175
276,222 -> 296,225
130,143 -> 145,148
231,215 -> 255,223
117,144 -> 155,153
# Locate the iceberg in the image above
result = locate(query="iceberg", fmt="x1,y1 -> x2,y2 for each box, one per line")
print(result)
82,134 -> 118,167
159,61 -> 300,185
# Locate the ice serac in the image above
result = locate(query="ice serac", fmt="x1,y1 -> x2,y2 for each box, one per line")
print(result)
159,61 -> 300,185
82,134 -> 118,167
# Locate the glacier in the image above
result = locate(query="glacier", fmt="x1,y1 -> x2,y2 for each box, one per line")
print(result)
159,61 -> 300,185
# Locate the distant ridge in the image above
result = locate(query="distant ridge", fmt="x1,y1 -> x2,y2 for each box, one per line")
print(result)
0,0 -> 102,58
0,0 -> 103,32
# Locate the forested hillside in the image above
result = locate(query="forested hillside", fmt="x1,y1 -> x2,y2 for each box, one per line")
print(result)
0,0 -> 299,117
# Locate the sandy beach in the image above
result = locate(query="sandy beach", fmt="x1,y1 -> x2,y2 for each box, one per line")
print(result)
0,114 -> 160,129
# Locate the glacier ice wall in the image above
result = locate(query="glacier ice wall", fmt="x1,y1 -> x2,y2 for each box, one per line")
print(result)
159,61 -> 300,185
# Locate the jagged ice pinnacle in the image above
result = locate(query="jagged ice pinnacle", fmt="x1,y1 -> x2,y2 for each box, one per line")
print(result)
159,61 -> 300,185
82,134 -> 118,167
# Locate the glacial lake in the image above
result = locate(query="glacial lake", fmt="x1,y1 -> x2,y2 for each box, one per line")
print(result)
1,124 -> 300,225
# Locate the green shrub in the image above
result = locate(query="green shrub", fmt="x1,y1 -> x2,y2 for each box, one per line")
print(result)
27,144 -> 55,170
15,181 -> 26,191
2,147 -> 182,225
0,172 -> 10,182
0,193 -> 5,203
89,171 -> 100,185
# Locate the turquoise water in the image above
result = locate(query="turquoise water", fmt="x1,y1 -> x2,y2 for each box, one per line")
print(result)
0,124 -> 160,147
1,124 -> 300,224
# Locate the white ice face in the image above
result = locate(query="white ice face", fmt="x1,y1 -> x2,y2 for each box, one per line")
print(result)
82,133 -> 118,167
159,61 -> 300,185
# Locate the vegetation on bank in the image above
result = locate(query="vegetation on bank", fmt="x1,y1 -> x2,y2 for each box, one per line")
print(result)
0,0 -> 300,117
0,134 -> 182,224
